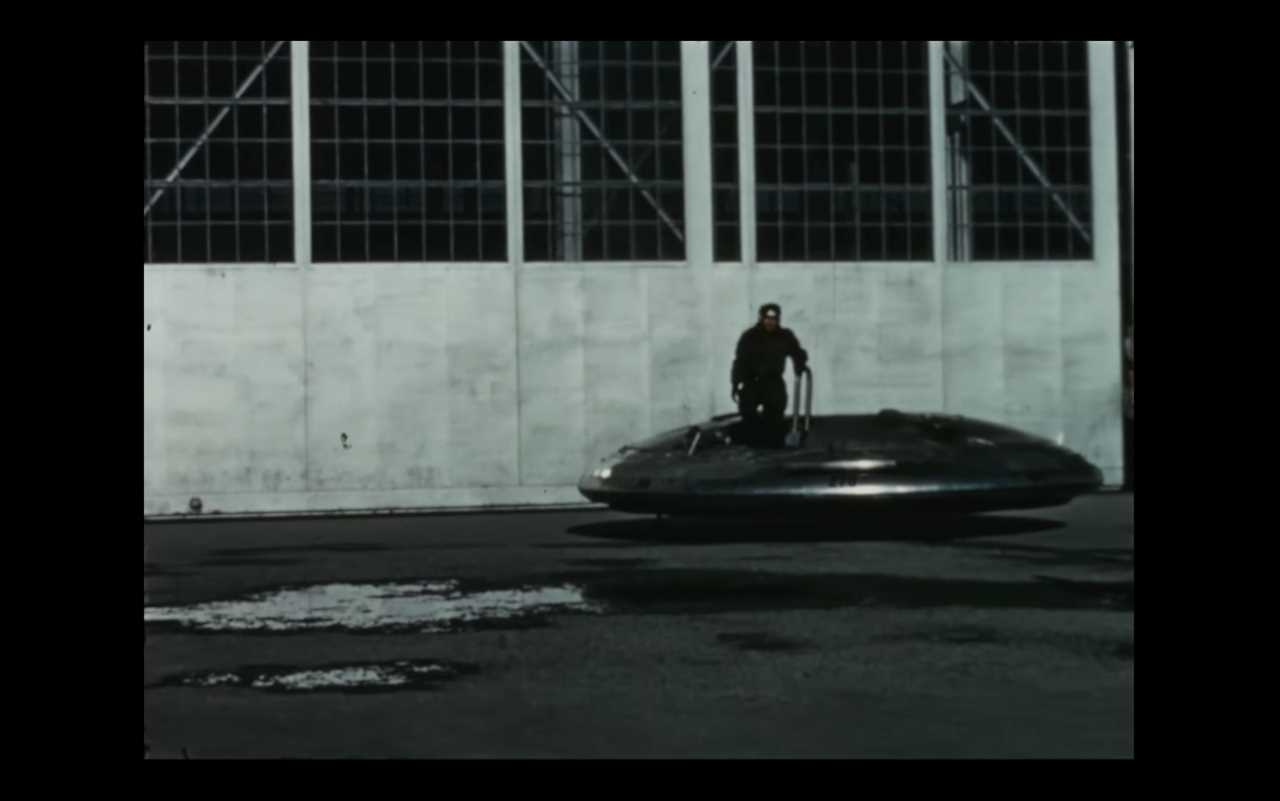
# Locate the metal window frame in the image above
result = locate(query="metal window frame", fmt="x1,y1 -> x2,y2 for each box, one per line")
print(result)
940,40 -> 1099,263
149,41 -> 1119,272
144,40 -> 294,266
517,40 -> 688,263
709,40 -> 740,262
305,41 -> 508,264
745,41 -> 934,264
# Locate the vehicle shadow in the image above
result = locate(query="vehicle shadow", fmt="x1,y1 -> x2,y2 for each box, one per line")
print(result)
564,512 -> 1066,545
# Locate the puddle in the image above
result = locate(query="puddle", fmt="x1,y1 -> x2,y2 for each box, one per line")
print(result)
209,544 -> 392,557
932,542 -> 1134,570
563,558 -> 656,570
872,625 -> 1006,646
197,558 -> 306,568
154,659 -> 478,693
144,580 -> 603,634
1032,575 -> 1134,609
716,631 -> 810,653
871,624 -> 1134,662
145,563 -> 194,579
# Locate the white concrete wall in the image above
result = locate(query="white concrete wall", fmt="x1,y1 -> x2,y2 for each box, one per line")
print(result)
143,41 -> 1125,517
144,256 -> 1124,516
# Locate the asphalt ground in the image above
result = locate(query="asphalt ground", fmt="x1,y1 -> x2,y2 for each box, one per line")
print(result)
144,493 -> 1133,758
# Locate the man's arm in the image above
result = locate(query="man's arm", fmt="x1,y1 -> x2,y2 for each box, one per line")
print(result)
731,331 -> 750,388
788,330 -> 809,374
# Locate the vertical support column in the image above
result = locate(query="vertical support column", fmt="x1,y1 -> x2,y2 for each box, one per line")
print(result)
554,41 -> 582,261
682,41 -> 715,415
932,40 -> 970,262
1124,39 -> 1134,488
682,41 -> 714,267
735,41 -> 756,270
927,41 -> 951,414
1088,41 -> 1120,267
1127,41 -> 1134,318
1088,40 -> 1123,485
289,41 -> 312,490
504,41 -> 524,484
504,41 -> 525,266
928,41 -> 948,264
290,41 -> 312,267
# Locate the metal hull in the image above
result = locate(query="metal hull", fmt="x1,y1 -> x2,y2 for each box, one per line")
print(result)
578,411 -> 1104,517
579,485 -> 1097,516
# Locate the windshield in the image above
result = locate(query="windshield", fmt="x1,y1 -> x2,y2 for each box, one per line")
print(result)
624,417 -> 743,453
624,425 -> 698,453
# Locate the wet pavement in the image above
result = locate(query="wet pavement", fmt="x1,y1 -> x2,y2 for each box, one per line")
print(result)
144,493 -> 1133,758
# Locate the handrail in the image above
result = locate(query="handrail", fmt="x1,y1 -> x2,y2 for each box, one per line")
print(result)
687,428 -> 702,456
788,367 -> 813,447
804,367 -> 813,433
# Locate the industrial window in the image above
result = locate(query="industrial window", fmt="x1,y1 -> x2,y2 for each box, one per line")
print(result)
144,41 -> 293,264
521,41 -> 685,261
710,41 -> 740,262
944,41 -> 1092,260
754,41 -> 932,262
310,41 -> 507,262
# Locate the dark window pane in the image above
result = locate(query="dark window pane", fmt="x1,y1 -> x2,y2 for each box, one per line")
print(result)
144,43 -> 293,263
179,224 -> 208,262
522,41 -> 684,261
944,41 -> 1093,260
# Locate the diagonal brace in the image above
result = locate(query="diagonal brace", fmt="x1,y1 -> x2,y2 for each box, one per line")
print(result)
520,41 -> 684,243
942,47 -> 1092,245
582,41 -> 733,235
144,41 -> 287,218
710,40 -> 734,71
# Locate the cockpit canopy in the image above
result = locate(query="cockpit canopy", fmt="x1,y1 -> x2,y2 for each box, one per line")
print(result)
621,410 -> 1057,456
623,415 -> 743,453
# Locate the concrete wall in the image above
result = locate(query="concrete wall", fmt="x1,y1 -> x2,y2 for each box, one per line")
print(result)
144,257 -> 1123,516
143,42 -> 1124,517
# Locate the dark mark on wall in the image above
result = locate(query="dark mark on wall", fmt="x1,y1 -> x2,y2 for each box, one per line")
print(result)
341,433 -> 351,449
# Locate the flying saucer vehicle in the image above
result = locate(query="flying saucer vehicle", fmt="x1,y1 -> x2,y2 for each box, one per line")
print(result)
578,369 -> 1103,515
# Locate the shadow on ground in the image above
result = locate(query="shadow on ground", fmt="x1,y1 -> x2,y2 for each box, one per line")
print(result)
921,541 -> 1133,570
562,513 -> 1066,545
543,568 -> 1133,614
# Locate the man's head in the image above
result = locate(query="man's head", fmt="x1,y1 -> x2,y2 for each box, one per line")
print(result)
759,303 -> 781,332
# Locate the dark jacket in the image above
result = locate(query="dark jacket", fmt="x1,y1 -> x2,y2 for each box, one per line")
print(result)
732,325 -> 808,388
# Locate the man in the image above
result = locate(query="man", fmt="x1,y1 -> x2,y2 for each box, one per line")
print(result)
731,303 -> 809,448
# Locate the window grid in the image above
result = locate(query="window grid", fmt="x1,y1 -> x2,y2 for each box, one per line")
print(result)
144,41 -> 293,263
309,41 -> 507,262
945,41 -> 1092,260
521,41 -> 685,261
710,41 -> 740,261
753,41 -> 932,262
